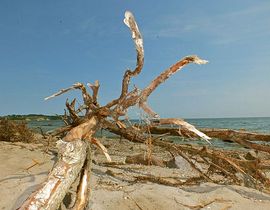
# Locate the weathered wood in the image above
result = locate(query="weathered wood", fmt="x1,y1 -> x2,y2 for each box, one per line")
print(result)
202,128 -> 270,142
143,126 -> 270,142
140,126 -> 270,153
106,11 -> 144,110
125,153 -> 166,167
23,10 -> 213,209
103,120 -> 270,188
118,55 -> 208,116
153,118 -> 211,143
19,140 -> 87,210
138,56 -> 207,118
73,145 -> 92,210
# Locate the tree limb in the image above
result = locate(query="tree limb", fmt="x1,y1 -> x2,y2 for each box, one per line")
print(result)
152,118 -> 211,143
120,55 -> 208,113
19,140 -> 87,210
106,11 -> 144,108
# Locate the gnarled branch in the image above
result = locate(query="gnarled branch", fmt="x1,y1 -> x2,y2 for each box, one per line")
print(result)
106,11 -> 144,108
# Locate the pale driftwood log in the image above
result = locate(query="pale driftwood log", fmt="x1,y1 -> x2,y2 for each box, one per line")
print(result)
73,145 -> 92,210
137,125 -> 270,153
20,116 -> 99,209
19,140 -> 87,210
139,126 -> 270,142
202,128 -> 270,142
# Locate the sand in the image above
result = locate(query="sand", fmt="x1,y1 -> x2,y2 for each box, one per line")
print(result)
1,140 -> 270,210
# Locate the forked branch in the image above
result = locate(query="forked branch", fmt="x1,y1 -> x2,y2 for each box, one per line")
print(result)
118,55 -> 208,122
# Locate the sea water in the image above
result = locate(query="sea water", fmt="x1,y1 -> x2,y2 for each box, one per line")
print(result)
27,117 -> 270,150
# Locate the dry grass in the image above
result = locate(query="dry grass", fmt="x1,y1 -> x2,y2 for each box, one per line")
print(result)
0,118 -> 35,143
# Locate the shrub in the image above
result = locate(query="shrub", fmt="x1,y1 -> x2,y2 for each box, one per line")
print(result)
0,118 -> 35,143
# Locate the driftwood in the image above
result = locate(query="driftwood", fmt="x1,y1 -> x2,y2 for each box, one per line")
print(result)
144,126 -> 270,142
138,126 -> 270,154
103,120 -> 270,190
125,153 -> 167,167
19,11 -> 211,209
19,10 -> 270,209
19,140 -> 88,210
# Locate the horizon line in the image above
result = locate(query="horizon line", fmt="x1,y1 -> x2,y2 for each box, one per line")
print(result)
1,113 -> 270,120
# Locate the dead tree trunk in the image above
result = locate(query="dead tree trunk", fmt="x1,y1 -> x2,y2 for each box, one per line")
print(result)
19,140 -> 88,210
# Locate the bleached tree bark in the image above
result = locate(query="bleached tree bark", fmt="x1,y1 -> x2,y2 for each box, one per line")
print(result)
19,140 -> 87,210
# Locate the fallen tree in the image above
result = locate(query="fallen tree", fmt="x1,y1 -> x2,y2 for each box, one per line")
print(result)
143,126 -> 270,142
136,126 -> 270,153
19,11 -> 270,210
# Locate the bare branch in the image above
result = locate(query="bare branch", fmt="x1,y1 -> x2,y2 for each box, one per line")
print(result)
87,80 -> 100,105
116,55 -> 208,116
106,11 -> 144,108
44,83 -> 85,101
76,104 -> 88,115
63,116 -> 98,142
139,102 -> 160,118
66,99 -> 80,122
139,55 -> 208,105
152,118 -> 211,144
45,82 -> 94,113
123,10 -> 144,77
89,137 -> 111,162
75,82 -> 93,106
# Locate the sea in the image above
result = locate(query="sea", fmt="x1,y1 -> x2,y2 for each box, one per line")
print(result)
27,117 -> 270,150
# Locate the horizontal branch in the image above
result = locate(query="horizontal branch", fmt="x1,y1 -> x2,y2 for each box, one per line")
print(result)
144,126 -> 270,142
45,83 -> 91,101
202,128 -> 270,142
152,118 -> 211,144
144,126 -> 270,153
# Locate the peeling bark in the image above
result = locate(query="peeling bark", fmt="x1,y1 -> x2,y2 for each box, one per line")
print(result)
73,145 -> 92,210
19,140 -> 87,210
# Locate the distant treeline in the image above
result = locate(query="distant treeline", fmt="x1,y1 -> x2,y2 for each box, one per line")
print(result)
0,114 -> 62,120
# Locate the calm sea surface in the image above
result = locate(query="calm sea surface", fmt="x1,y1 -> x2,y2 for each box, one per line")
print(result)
27,117 -> 270,150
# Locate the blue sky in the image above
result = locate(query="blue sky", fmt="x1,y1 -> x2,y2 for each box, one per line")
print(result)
0,0 -> 270,118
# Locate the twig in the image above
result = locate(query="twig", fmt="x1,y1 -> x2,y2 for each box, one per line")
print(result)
25,159 -> 41,171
